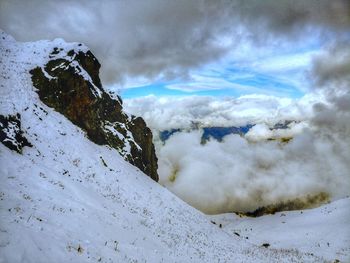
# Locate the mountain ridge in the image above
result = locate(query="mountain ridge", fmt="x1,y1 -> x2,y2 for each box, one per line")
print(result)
1,30 -> 158,181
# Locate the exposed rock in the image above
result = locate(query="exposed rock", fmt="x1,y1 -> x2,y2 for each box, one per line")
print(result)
0,113 -> 32,153
159,125 -> 255,144
241,192 -> 330,217
30,48 -> 158,181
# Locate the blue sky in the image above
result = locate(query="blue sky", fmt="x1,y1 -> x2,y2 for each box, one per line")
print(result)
119,44 -> 321,99
120,68 -> 306,99
120,75 -> 305,99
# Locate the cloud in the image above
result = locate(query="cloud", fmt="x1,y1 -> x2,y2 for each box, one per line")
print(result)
311,42 -> 350,91
157,122 -> 350,214
164,74 -> 264,93
251,50 -> 320,75
233,0 -> 350,37
0,0 -> 232,84
124,94 -> 322,131
0,0 -> 348,86
125,93 -> 350,214
162,66 -> 308,96
244,122 -> 308,142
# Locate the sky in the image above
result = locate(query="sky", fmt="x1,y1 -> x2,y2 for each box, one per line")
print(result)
117,41 -> 319,98
109,25 -> 322,99
0,0 -> 349,99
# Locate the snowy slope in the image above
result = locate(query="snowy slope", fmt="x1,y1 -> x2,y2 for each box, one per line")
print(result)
0,31 -> 324,262
209,197 -> 350,262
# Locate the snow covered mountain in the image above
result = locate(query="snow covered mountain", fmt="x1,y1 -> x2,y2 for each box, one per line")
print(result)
0,31 -> 335,262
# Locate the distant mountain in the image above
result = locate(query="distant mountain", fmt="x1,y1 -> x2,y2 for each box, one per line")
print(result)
159,121 -> 296,144
159,128 -> 182,141
272,120 -> 294,130
201,125 -> 254,143
159,125 -> 254,143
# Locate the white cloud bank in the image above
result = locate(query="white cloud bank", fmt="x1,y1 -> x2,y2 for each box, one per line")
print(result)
124,94 -> 323,131
158,128 -> 350,214
125,93 -> 350,214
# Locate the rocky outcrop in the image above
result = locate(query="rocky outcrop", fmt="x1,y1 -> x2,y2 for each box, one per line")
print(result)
0,113 -> 32,153
240,192 -> 329,217
30,47 -> 158,181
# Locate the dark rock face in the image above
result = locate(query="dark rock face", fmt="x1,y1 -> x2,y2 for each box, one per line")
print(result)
0,113 -> 32,153
159,128 -> 181,142
30,48 -> 158,181
201,125 -> 254,143
159,125 -> 254,144
241,192 -> 329,217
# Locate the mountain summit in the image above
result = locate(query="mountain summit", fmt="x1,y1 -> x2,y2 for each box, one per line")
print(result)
1,30 -> 158,181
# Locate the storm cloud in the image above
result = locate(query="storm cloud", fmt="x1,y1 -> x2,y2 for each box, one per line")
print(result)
0,0 -> 349,85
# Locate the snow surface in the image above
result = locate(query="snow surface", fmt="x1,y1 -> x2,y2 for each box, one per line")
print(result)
0,30 -> 338,262
209,198 -> 350,262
